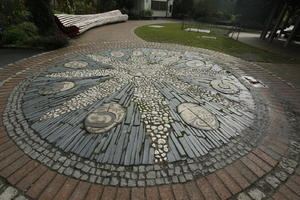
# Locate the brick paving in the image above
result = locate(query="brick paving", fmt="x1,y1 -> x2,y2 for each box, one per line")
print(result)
0,21 -> 299,200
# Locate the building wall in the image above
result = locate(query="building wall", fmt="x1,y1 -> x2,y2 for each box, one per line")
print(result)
143,0 -> 174,17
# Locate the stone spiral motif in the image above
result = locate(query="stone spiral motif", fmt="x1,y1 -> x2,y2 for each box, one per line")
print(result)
64,61 -> 89,68
186,60 -> 205,67
39,81 -> 75,95
210,79 -> 240,94
85,103 -> 125,134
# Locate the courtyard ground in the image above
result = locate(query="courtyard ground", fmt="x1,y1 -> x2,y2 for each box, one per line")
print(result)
0,20 -> 299,200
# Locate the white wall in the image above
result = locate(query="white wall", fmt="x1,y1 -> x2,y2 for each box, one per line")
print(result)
152,10 -> 168,17
144,0 -> 151,10
149,0 -> 174,17
140,0 -> 174,17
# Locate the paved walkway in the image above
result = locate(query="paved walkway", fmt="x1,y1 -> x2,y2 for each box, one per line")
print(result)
0,20 -> 299,200
70,19 -> 178,45
232,32 -> 300,60
0,48 -> 45,69
231,32 -> 300,89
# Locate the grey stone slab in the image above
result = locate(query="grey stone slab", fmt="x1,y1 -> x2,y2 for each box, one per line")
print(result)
183,136 -> 202,157
129,126 -> 140,164
133,123 -> 144,164
47,124 -> 75,143
142,139 -> 150,164
73,135 -> 93,154
168,137 -> 182,161
178,136 -> 196,158
106,125 -> 124,164
83,135 -> 102,158
124,126 -> 137,165
63,130 -> 86,152
125,102 -> 135,124
112,125 -> 129,164
170,133 -> 186,157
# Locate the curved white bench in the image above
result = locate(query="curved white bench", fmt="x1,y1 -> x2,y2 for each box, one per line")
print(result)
55,10 -> 128,36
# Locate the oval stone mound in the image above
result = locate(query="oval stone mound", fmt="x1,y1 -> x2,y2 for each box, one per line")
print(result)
177,103 -> 219,130
64,61 -> 88,68
210,79 -> 239,94
39,81 -> 75,95
85,103 -> 125,134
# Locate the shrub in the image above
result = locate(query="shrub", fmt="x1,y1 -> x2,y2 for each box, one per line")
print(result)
142,10 -> 153,17
0,22 -> 38,45
0,22 -> 68,50
0,0 -> 29,27
29,33 -> 69,50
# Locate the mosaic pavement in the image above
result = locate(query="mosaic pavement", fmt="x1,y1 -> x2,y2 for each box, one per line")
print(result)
4,47 -> 271,187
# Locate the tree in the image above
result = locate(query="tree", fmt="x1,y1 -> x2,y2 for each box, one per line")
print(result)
24,0 -> 58,36
235,0 -> 273,28
173,0 -> 194,18
0,0 -> 28,28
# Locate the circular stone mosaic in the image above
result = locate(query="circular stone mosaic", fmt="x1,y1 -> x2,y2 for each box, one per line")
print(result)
4,47 -> 269,186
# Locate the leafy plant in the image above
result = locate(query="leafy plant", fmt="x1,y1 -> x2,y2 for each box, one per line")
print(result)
1,22 -> 38,45
29,33 -> 69,50
142,9 -> 153,17
0,0 -> 29,28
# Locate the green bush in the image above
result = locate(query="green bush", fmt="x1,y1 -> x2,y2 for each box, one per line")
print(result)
29,34 -> 69,50
141,10 -> 153,17
1,28 -> 27,44
0,0 -> 29,27
1,22 -> 38,45
0,22 -> 68,50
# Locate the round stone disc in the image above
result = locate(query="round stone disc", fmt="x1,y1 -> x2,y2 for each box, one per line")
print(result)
64,61 -> 88,68
39,81 -> 75,95
177,103 -> 219,130
85,112 -> 116,128
210,79 -> 239,94
111,51 -> 124,58
132,50 -> 143,56
152,51 -> 167,57
85,103 -> 125,134
186,60 -> 205,67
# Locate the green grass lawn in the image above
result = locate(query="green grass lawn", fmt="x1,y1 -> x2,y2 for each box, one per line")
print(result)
134,23 -> 299,64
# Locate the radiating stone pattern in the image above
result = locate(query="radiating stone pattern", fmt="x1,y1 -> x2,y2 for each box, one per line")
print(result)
3,46 -> 271,186
20,48 -> 257,167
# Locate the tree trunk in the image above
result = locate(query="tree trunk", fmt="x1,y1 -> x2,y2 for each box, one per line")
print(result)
25,0 -> 58,36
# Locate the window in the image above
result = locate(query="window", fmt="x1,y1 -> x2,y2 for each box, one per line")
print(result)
151,1 -> 167,11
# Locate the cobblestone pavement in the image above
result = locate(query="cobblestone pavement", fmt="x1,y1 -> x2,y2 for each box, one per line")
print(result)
1,38 -> 300,199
